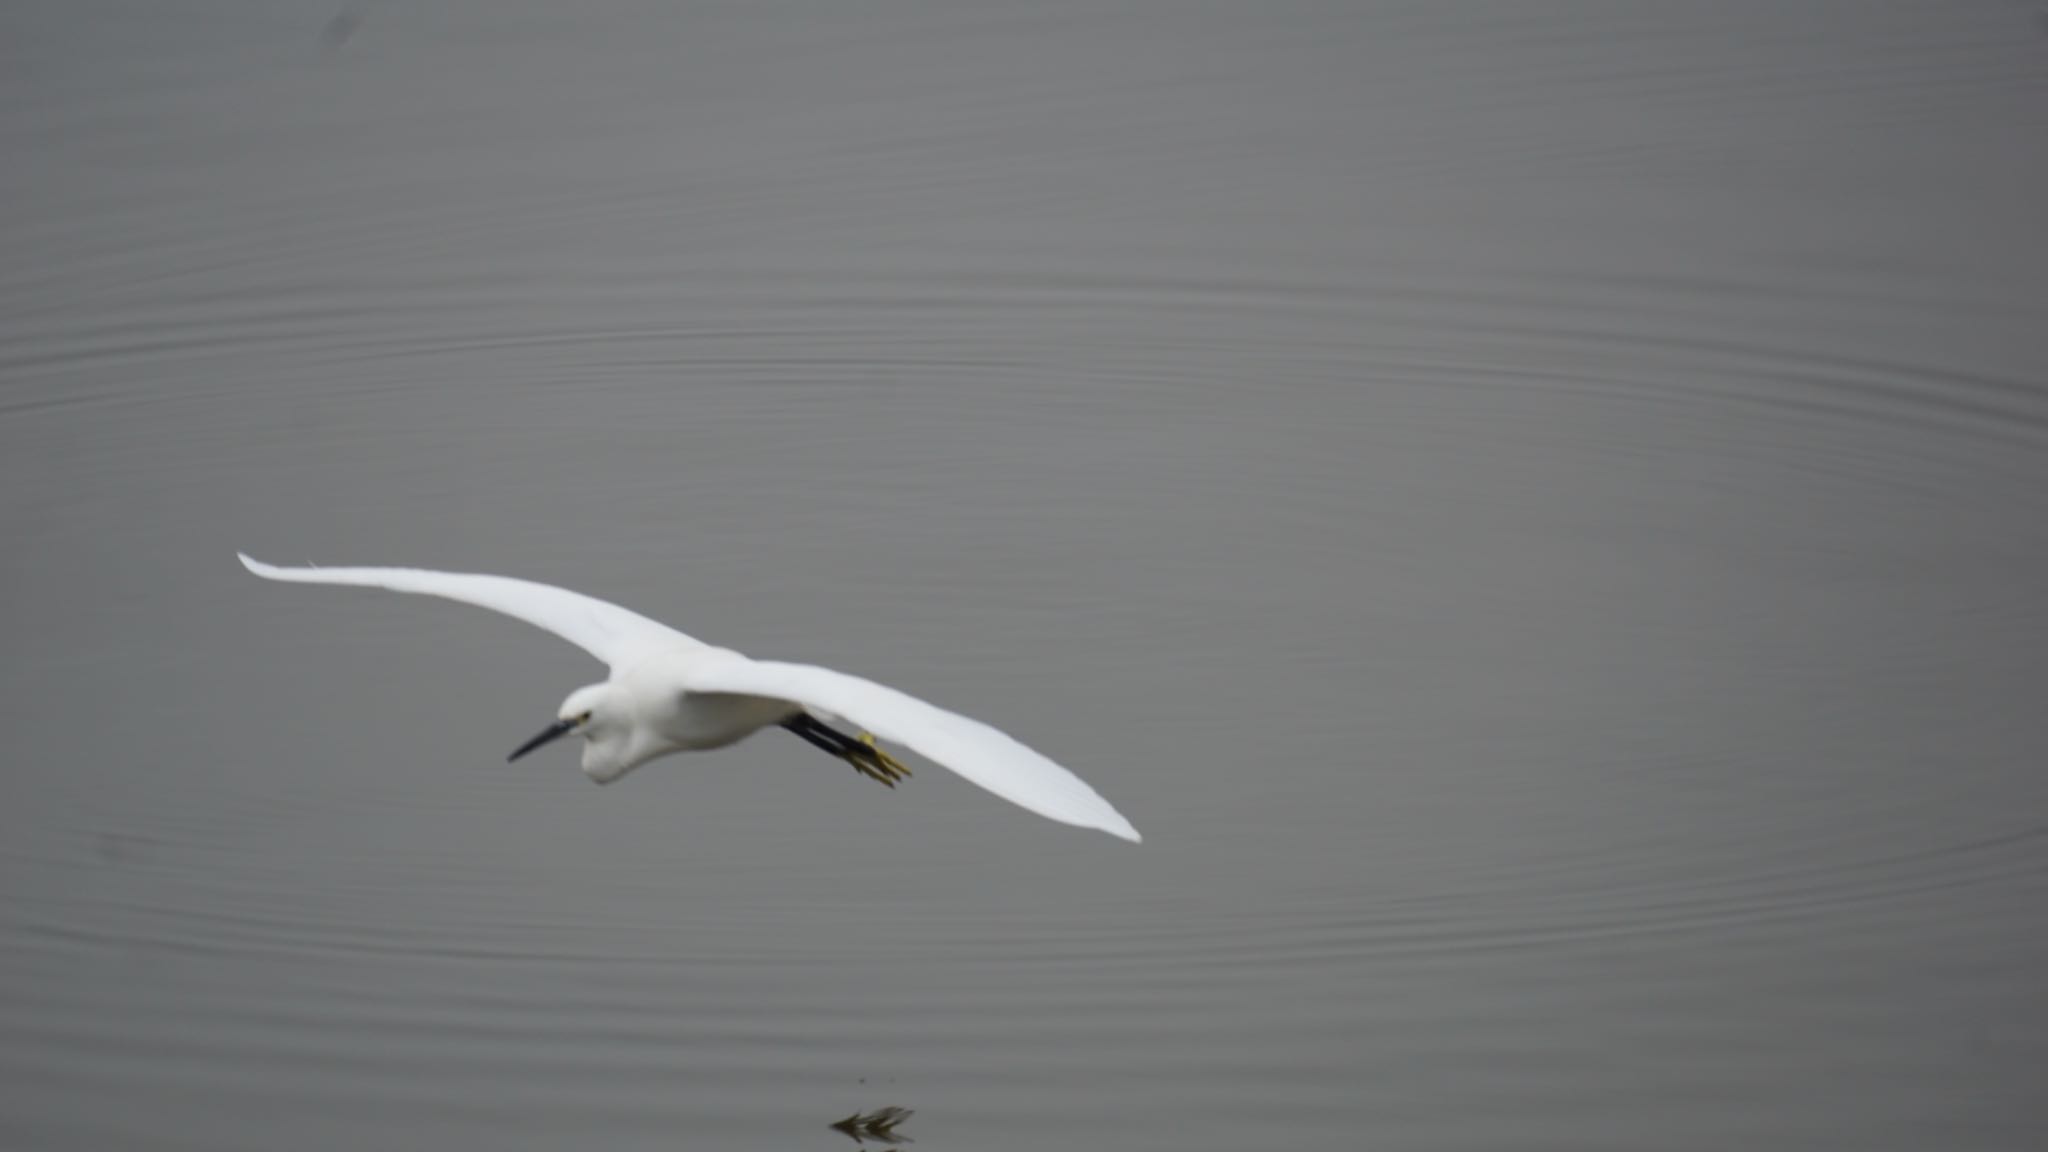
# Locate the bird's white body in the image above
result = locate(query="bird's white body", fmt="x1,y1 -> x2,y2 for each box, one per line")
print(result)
238,554 -> 1140,842
594,658 -> 816,772
660,677 -> 799,752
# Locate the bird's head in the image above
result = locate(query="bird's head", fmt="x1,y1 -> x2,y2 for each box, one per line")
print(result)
507,682 -> 641,784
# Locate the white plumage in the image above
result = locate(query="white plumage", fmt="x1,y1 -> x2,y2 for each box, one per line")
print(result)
238,554 -> 1140,843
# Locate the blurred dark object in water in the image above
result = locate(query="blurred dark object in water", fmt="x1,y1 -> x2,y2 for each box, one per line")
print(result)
830,1106 -> 914,1145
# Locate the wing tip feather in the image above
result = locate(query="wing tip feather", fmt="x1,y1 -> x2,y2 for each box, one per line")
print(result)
1080,804 -> 1142,844
239,553 -> 329,582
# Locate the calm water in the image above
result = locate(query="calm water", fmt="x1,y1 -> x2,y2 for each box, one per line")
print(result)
5,3 -> 2048,1149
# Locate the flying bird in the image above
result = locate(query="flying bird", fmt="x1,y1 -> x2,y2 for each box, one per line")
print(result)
237,554 -> 1139,842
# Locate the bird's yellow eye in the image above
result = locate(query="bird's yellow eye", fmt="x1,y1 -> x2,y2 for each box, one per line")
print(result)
579,711 -> 592,724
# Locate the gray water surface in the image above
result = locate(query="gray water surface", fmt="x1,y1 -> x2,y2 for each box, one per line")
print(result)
5,3 -> 2048,1149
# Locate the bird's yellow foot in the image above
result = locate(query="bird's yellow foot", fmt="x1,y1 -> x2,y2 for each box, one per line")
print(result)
844,733 -> 910,788
859,732 -> 911,779
782,714 -> 911,788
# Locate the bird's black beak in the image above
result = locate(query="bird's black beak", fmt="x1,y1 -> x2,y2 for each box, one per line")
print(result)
508,717 -> 579,762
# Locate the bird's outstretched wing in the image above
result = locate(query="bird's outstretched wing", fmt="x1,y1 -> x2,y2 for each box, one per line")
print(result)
237,554 -> 702,666
683,653 -> 1140,843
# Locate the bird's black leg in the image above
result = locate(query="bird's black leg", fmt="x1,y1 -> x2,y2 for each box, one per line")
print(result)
781,713 -> 911,787
781,714 -> 849,755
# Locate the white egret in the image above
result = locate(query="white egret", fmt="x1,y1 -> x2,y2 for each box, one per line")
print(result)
237,554 -> 1139,842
